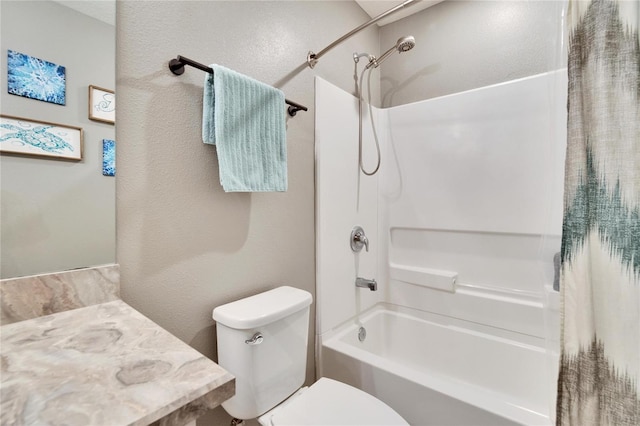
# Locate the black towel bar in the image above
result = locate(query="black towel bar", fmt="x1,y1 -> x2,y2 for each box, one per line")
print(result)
168,55 -> 308,117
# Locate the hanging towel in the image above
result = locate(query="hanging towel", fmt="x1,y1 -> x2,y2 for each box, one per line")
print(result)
202,64 -> 287,192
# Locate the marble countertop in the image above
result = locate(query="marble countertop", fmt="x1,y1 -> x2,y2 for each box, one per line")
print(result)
0,300 -> 235,425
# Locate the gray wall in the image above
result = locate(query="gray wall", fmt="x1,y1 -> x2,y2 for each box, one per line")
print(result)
0,1 -> 116,278
115,1 -> 378,424
380,0 -> 565,106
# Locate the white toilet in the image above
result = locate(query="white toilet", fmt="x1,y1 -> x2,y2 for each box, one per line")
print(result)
212,286 -> 408,426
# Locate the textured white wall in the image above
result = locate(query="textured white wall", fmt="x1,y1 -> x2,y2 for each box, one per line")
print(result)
115,1 -> 379,424
379,0 -> 565,106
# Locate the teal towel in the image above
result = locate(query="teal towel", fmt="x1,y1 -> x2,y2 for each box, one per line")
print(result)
202,64 -> 287,192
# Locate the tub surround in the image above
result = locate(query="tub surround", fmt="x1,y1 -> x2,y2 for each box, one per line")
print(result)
0,264 -> 120,325
314,77 -> 384,336
315,71 -> 565,424
0,300 -> 235,425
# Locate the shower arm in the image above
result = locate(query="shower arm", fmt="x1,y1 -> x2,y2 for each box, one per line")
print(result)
365,44 -> 396,69
307,0 -> 418,69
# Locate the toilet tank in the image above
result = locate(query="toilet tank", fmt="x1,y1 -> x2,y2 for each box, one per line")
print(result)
212,286 -> 313,420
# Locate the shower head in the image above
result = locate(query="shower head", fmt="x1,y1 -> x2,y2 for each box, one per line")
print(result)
397,35 -> 416,52
367,35 -> 416,69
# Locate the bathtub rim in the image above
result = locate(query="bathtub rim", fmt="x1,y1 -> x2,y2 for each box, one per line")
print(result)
320,302 -> 548,348
318,302 -> 553,426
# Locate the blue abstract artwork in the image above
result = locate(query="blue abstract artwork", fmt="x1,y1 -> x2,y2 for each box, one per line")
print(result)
0,115 -> 82,160
103,139 -> 115,176
7,50 -> 66,105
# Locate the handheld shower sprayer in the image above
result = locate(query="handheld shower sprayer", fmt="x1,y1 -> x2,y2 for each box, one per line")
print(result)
355,35 -> 416,176
365,35 -> 416,69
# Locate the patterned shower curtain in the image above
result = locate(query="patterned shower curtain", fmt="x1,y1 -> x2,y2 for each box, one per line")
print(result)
556,0 -> 639,425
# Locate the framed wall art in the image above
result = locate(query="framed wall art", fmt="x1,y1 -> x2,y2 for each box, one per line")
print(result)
7,50 -> 66,105
0,115 -> 82,160
89,85 -> 115,124
102,139 -> 115,176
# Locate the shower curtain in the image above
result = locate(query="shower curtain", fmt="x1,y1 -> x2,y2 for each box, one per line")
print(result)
556,0 -> 639,425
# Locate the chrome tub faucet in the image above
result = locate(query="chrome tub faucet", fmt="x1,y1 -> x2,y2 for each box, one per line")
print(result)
351,226 -> 369,252
356,277 -> 377,291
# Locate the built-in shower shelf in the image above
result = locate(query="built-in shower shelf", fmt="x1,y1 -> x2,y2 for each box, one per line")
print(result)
389,263 -> 458,293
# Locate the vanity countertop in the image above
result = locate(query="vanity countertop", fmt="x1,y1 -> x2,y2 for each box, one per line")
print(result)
0,300 -> 235,425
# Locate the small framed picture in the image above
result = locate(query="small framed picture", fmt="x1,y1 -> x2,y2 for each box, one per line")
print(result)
0,115 -> 83,160
102,139 -> 115,176
89,85 -> 115,124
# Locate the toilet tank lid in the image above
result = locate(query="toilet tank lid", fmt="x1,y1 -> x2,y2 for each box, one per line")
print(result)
212,286 -> 312,330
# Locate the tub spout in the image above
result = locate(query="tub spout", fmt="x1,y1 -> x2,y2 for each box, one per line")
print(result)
356,277 -> 377,291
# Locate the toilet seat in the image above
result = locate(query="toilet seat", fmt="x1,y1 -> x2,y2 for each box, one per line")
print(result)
258,377 -> 409,426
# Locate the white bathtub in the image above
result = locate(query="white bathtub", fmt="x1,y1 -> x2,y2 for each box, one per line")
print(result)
319,303 -> 553,425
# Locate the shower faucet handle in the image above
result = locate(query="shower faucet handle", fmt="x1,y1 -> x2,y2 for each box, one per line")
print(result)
351,226 -> 369,252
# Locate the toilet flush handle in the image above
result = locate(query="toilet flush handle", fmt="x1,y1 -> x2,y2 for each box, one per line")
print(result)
245,332 -> 264,345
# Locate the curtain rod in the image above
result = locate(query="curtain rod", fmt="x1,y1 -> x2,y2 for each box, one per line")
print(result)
168,55 -> 308,117
306,0 -> 418,69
